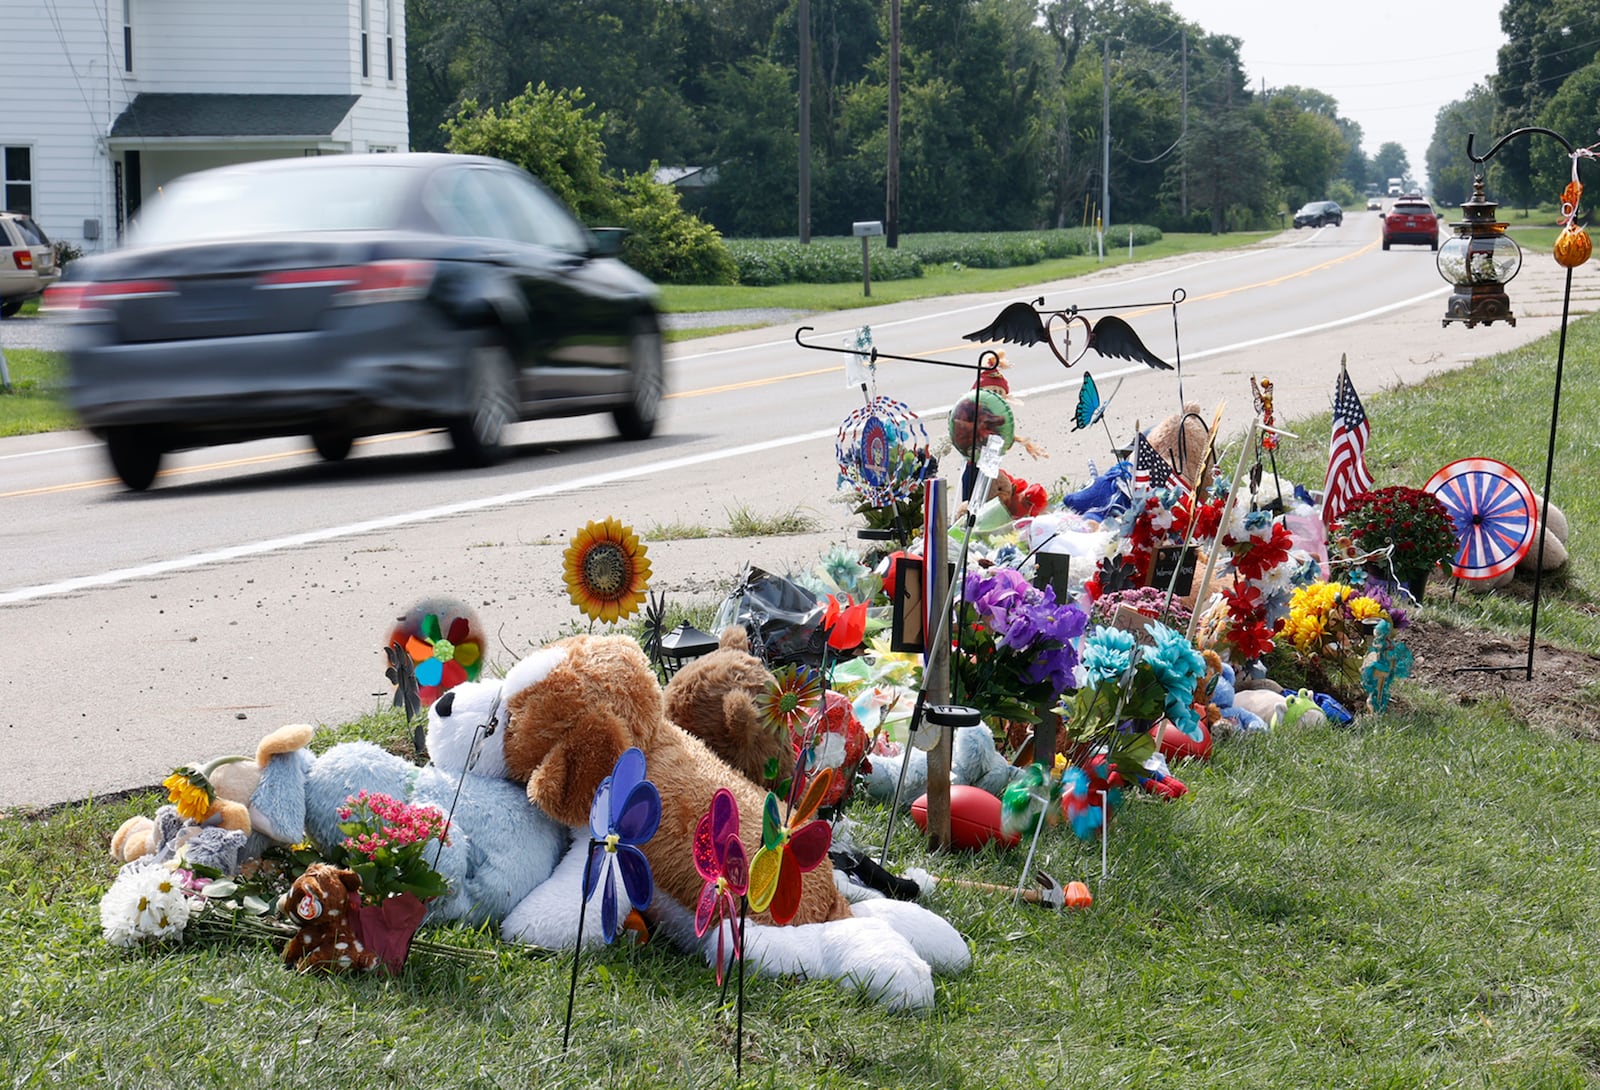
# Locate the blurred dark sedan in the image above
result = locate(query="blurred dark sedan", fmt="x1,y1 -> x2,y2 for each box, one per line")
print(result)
47,153 -> 663,490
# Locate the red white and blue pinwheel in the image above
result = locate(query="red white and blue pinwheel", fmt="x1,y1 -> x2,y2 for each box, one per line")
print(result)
692,788 -> 749,986
1424,458 -> 1537,581
583,747 -> 662,942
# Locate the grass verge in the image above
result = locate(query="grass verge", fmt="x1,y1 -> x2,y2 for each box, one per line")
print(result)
6,248 -> 1600,1090
0,347 -> 74,437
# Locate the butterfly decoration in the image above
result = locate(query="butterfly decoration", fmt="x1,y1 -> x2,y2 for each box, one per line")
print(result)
1072,372 -> 1125,432
388,600 -> 484,709
582,747 -> 662,942
963,300 -> 1171,371
747,766 -> 835,924
692,788 -> 749,987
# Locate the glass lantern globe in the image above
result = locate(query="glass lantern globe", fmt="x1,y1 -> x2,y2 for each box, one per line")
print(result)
1439,175 -> 1522,328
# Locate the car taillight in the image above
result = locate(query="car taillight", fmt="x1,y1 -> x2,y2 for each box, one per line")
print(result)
13,249 -> 32,270
43,279 -> 175,310
257,260 -> 434,305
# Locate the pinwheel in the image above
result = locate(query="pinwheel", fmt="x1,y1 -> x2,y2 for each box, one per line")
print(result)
388,601 -> 484,708
835,396 -> 936,509
1424,457 -> 1536,580
564,746 -> 661,1052
582,747 -> 662,942
692,788 -> 748,987
747,767 -> 834,925
758,663 -> 824,737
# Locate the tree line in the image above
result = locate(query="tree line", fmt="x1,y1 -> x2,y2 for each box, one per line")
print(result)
1427,0 -> 1600,211
409,0 -> 1457,240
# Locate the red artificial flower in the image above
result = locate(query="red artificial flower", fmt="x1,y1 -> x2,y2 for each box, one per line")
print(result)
1229,619 -> 1279,661
823,593 -> 868,652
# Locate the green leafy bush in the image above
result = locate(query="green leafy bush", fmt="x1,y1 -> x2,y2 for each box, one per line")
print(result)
612,171 -> 738,286
724,238 -> 923,285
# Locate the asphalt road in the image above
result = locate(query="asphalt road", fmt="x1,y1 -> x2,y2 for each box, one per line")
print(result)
4,224 -> 1596,812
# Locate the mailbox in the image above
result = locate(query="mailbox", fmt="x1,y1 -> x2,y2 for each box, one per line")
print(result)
852,220 -> 884,237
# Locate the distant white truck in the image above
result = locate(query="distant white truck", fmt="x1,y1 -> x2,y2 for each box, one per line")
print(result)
1387,178 -> 1404,196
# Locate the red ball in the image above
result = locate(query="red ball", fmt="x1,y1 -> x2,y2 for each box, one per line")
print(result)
910,785 -> 1020,852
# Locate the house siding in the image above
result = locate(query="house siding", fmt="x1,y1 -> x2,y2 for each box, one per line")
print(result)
0,0 -> 407,254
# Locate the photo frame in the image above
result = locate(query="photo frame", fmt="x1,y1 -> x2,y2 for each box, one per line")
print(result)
890,556 -> 925,653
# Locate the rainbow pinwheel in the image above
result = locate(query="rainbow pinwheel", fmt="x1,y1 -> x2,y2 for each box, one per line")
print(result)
747,767 -> 834,925
693,788 -> 749,986
389,603 -> 484,708
583,747 -> 662,942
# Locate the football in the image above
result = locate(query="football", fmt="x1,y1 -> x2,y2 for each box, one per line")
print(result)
910,785 -> 1020,852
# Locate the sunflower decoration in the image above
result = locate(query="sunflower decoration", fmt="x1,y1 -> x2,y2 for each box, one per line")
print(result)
388,600 -> 484,708
161,755 -> 249,822
562,517 -> 653,623
758,663 -> 823,737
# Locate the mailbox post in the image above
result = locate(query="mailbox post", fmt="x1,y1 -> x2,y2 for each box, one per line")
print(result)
853,220 -> 883,297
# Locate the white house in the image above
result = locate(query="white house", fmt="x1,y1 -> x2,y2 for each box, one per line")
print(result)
1,0 -> 408,255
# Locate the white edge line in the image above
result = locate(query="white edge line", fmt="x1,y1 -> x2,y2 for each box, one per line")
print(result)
2,280 -> 1449,607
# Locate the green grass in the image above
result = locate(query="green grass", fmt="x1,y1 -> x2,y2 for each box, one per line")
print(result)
722,503 -> 822,537
0,347 -> 74,436
661,231 -> 1275,315
9,697 -> 1600,1088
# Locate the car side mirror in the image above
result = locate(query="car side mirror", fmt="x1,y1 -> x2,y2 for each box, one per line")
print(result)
588,227 -> 627,258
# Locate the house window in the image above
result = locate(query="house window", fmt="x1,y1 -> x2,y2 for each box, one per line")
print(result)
359,0 -> 370,79
122,0 -> 134,73
3,146 -> 32,215
384,0 -> 394,80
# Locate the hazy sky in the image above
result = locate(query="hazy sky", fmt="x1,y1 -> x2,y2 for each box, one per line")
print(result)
1165,0 -> 1507,189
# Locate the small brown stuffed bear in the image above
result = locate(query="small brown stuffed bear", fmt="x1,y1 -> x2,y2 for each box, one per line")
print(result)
280,863 -> 380,974
662,626 -> 794,792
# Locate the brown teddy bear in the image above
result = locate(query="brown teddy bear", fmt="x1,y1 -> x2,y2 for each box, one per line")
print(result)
494,633 -> 972,1010
280,863 -> 380,974
661,626 -> 794,792
504,634 -> 852,927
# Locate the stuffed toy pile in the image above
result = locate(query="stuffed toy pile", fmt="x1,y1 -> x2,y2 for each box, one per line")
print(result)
495,633 -> 970,1011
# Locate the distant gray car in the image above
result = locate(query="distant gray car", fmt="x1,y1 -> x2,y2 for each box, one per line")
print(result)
50,153 -> 663,490
1292,201 -> 1343,229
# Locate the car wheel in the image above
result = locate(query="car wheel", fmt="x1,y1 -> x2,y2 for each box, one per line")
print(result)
105,428 -> 164,491
311,428 -> 354,463
613,315 -> 664,441
1334,216 -> 1343,226
1429,238 -> 1438,251
1382,238 -> 1391,251
0,298 -> 21,318
449,342 -> 517,467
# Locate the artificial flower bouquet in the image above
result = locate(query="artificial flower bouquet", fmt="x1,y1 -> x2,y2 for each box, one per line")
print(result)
951,566 -> 1087,724
1203,507 -> 1319,665
1269,579 -> 1408,705
99,854 -> 272,948
1336,486 -> 1457,589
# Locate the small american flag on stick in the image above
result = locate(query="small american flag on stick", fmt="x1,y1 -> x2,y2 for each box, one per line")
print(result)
1322,358 -> 1375,524
1133,431 -> 1177,490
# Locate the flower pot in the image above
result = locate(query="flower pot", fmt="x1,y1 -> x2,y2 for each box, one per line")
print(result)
351,891 -> 427,974
1404,570 -> 1430,602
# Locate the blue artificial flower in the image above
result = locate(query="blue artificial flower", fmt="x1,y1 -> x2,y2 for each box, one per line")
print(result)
1143,621 -> 1207,730
1080,625 -> 1136,687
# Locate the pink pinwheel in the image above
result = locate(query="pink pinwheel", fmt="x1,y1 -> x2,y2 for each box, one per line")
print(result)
692,788 -> 749,986
583,747 -> 661,943
747,766 -> 834,925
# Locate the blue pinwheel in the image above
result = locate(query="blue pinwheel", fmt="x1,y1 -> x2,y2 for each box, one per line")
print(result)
582,747 -> 661,942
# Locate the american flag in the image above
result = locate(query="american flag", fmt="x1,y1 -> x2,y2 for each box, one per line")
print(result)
1322,366 -> 1374,524
1132,431 -> 1176,490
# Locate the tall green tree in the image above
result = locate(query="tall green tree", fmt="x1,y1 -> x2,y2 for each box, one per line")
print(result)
1427,83 -> 1497,208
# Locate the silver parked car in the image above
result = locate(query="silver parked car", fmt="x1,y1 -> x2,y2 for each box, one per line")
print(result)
1,210 -> 59,316
49,153 -> 664,490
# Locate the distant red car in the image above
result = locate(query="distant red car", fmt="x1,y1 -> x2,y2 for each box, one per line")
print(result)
1382,199 -> 1439,250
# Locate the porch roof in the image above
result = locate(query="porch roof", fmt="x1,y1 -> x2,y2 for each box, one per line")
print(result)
109,94 -> 361,141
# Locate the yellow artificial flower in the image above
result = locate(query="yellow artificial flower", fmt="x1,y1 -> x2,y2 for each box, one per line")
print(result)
162,767 -> 214,822
562,517 -> 652,622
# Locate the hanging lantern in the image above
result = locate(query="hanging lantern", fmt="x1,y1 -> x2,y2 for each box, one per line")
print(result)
1437,173 -> 1521,328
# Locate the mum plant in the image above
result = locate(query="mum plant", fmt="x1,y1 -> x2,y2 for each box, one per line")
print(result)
1337,486 -> 1458,587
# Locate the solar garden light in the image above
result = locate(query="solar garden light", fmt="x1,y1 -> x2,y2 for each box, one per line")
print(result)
657,621 -> 720,677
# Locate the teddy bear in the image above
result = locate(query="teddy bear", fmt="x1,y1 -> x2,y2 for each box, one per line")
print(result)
661,626 -> 794,792
494,633 -> 971,1011
242,680 -> 570,929
280,862 -> 380,974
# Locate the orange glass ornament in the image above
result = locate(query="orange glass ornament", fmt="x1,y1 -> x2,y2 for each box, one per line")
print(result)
1554,224 -> 1592,269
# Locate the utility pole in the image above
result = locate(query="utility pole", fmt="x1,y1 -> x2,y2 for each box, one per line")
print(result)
1180,30 -> 1188,218
798,0 -> 811,243
886,0 -> 900,248
1101,37 -> 1111,233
